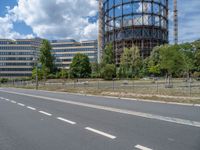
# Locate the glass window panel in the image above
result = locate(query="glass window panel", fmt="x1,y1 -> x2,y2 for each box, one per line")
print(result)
123,3 -> 132,15
115,0 -> 121,5
115,18 -> 122,28
153,3 -> 159,14
115,6 -> 122,17
133,2 -> 141,13
133,15 -> 142,25
123,15 -> 132,27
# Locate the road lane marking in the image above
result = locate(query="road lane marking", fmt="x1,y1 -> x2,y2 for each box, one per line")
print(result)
57,117 -> 76,125
85,127 -> 116,139
39,111 -> 52,116
0,89 -> 200,128
27,106 -> 36,110
135,145 -> 152,150
17,103 -> 25,107
11,100 -> 16,103
5,98 -> 10,101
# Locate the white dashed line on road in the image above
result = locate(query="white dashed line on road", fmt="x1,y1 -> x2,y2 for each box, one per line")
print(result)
27,106 -> 36,110
1,90 -> 199,128
57,117 -> 76,125
11,100 -> 16,103
5,98 -> 10,101
17,103 -> 25,107
134,145 -> 153,150
39,111 -> 52,116
85,127 -> 116,139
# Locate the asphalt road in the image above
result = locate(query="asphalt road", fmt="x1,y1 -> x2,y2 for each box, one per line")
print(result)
0,87 -> 199,150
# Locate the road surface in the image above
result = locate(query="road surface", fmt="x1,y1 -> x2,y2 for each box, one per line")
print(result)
0,87 -> 199,150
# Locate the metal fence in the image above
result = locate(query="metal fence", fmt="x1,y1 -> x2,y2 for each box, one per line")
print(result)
1,78 -> 200,97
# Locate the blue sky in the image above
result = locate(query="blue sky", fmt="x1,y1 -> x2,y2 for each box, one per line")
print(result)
0,0 -> 200,43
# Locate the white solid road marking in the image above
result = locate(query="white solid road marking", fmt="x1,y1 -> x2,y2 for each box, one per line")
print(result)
57,117 -> 76,125
135,145 -> 153,150
1,89 -> 200,128
11,100 -> 16,103
85,127 -> 116,139
27,106 -> 36,110
17,103 -> 25,107
39,111 -> 52,116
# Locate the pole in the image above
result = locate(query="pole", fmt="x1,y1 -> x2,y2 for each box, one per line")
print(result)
112,78 -> 115,90
36,61 -> 38,90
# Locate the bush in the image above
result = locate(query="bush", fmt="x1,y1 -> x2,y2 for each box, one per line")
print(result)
47,74 -> 57,79
101,64 -> 116,80
193,72 -> 200,80
0,78 -> 9,83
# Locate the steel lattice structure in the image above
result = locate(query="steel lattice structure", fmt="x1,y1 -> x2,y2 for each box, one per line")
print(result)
103,0 -> 169,64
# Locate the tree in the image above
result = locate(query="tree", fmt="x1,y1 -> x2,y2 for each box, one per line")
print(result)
148,46 -> 161,76
91,62 -> 100,78
159,44 -> 185,86
39,39 -> 54,79
101,64 -> 116,80
101,43 -> 114,65
32,67 -> 43,80
119,46 -> 142,78
193,40 -> 200,71
69,53 -> 91,78
179,43 -> 195,79
100,43 -> 116,79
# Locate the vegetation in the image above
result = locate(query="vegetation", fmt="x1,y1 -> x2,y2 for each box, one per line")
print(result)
69,53 -> 91,78
119,46 -> 142,78
29,40 -> 200,81
101,64 -> 116,80
39,39 -> 54,80
100,43 -> 116,80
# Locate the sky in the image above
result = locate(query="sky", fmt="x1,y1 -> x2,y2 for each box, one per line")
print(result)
0,0 -> 200,43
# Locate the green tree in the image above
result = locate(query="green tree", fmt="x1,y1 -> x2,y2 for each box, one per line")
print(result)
193,40 -> 200,71
101,64 -> 116,80
179,43 -> 195,79
148,46 -> 161,76
102,43 -> 114,65
91,62 -> 100,78
32,67 -> 43,80
159,44 -> 185,86
39,39 -> 54,74
120,46 -> 142,78
69,53 -> 91,78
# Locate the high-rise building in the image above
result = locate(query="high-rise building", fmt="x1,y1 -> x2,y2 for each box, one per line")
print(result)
103,0 -> 169,64
51,39 -> 98,69
0,38 -> 41,78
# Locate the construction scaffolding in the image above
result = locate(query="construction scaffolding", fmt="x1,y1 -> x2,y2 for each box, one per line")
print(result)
103,0 -> 169,64
174,0 -> 178,44
98,0 -> 103,62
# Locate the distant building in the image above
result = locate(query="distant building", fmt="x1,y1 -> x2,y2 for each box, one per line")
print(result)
0,38 -> 41,78
51,39 -> 98,69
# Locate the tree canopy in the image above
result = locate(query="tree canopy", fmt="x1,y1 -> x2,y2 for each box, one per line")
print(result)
119,46 -> 142,78
69,53 -> 91,78
39,39 -> 54,73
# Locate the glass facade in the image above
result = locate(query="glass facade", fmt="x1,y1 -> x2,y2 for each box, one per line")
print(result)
51,40 -> 98,69
103,0 -> 168,63
0,39 -> 41,78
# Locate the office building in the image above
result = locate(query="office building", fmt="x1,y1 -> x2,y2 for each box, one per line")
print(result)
51,39 -> 98,69
0,38 -> 41,78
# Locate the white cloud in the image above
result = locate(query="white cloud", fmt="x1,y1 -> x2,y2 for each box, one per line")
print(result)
0,14 -> 33,39
9,0 -> 98,41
